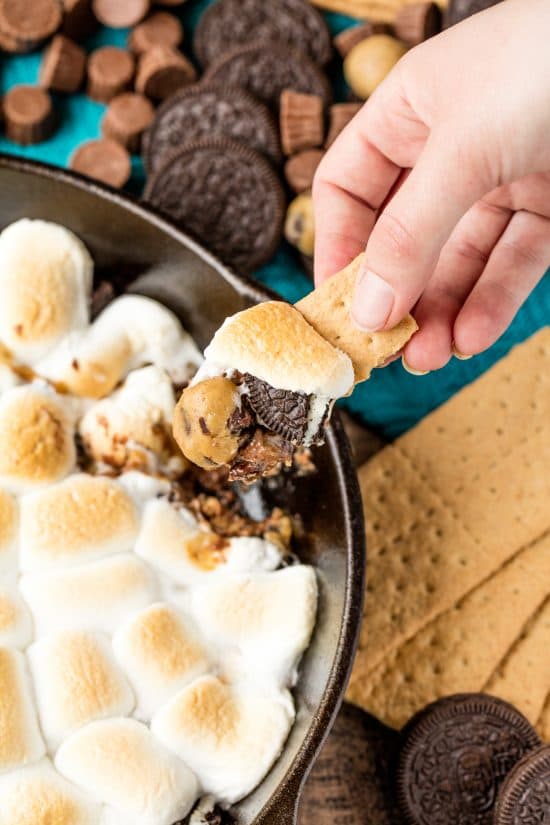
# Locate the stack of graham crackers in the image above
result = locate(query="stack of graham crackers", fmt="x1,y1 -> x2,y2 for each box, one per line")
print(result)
347,327 -> 550,741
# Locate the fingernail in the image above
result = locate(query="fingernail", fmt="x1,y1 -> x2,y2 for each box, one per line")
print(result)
352,269 -> 395,332
452,344 -> 473,360
402,357 -> 429,376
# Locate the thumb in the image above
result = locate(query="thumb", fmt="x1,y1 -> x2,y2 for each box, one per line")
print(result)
352,134 -> 490,331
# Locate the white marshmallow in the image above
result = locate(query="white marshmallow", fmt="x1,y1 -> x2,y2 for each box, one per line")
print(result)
19,475 -> 140,573
0,581 -> 32,648
56,717 -> 198,825
0,385 -> 76,494
189,566 -> 318,686
135,498 -> 281,586
0,488 -> 17,575
0,647 -> 45,773
152,676 -> 294,804
0,219 -> 92,364
78,366 -> 185,476
20,555 -> 160,637
0,758 -> 101,825
112,603 -> 210,721
28,631 -> 135,752
0,364 -> 20,394
117,471 -> 171,510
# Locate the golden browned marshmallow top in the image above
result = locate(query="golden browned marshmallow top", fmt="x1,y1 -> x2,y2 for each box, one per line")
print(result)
173,376 -> 241,469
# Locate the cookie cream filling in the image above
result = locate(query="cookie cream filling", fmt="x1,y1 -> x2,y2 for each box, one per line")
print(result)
0,219 -> 318,825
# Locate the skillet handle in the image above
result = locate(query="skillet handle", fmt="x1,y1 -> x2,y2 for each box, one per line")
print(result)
252,780 -> 302,825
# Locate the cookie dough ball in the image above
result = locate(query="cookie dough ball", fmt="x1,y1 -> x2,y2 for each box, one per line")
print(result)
173,377 -> 241,469
285,192 -> 315,257
344,35 -> 407,99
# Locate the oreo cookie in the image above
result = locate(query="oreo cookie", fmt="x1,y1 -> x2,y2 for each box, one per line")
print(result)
245,373 -> 315,445
194,0 -> 332,68
494,745 -> 550,825
203,41 -> 332,111
143,84 -> 282,174
445,0 -> 503,26
396,694 -> 541,825
143,138 -> 285,273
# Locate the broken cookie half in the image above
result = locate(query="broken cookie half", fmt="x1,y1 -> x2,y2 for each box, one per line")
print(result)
173,254 -> 417,482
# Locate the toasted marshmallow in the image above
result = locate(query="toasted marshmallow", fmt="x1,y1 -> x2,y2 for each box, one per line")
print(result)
0,364 -> 20,394
190,566 -> 318,686
0,647 -> 45,773
135,498 -> 281,586
20,475 -> 139,573
0,758 -> 101,825
79,366 -> 185,475
0,488 -> 18,574
56,718 -> 198,825
20,555 -> 159,637
112,603 -> 210,720
0,385 -> 76,493
152,676 -> 294,804
28,631 -> 135,752
96,295 -> 202,384
0,581 -> 33,648
0,220 -> 92,364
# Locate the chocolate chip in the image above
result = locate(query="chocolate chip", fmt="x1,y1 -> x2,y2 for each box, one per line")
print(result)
198,416 -> 210,435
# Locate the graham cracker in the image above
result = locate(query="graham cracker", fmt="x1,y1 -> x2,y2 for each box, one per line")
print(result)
309,0 -> 446,24
347,531 -> 550,728
351,329 -> 550,679
537,694 -> 550,742
295,254 -> 417,383
398,327 -> 550,555
484,597 -> 550,725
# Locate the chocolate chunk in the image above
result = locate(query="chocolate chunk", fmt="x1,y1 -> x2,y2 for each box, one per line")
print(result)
245,373 -> 325,445
128,11 -> 182,54
396,694 -> 541,825
143,83 -> 281,173
284,149 -> 323,194
144,138 -> 285,272
194,0 -> 332,68
325,102 -> 362,148
87,46 -> 135,103
203,41 -> 332,111
102,91 -> 154,153
40,34 -> 87,93
61,0 -> 97,41
495,745 -> 550,825
92,0 -> 150,28
3,85 -> 56,145
445,0 -> 503,26
0,0 -> 62,53
280,89 -> 324,155
228,429 -> 293,483
90,280 -> 115,319
334,22 -> 390,58
135,45 -> 196,101
394,2 -> 441,46
70,138 -> 131,189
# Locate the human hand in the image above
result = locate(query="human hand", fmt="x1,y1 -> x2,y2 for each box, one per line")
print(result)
313,0 -> 550,372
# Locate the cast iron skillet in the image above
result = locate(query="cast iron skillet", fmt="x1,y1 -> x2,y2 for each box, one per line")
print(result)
0,155 -> 365,825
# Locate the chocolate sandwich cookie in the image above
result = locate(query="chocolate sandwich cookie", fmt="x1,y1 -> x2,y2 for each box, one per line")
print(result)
203,42 -> 332,111
445,0 -> 503,26
397,694 -> 541,825
144,84 -> 281,174
245,374 -> 324,445
194,0 -> 332,68
494,745 -> 550,825
144,138 -> 285,272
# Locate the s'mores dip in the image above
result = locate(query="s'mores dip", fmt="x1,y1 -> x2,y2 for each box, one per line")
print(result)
0,218 -> 319,825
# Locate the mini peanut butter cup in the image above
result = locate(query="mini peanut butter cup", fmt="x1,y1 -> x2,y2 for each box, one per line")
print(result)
0,0 -> 62,53
394,2 -> 441,46
144,137 -> 285,272
445,0 -> 502,27
40,34 -> 87,93
128,11 -> 183,54
284,149 -> 323,194
70,138 -> 131,189
102,92 -> 154,153
3,85 -> 56,145
494,745 -> 550,825
203,41 -> 332,111
87,46 -> 135,103
334,22 -> 390,58
396,694 -> 541,825
194,0 -> 332,68
143,83 -> 281,173
280,89 -> 324,156
92,0 -> 150,29
325,102 -> 362,148
135,45 -> 196,101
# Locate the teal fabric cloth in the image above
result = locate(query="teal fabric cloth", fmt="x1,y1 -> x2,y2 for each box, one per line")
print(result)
0,3 -> 548,439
